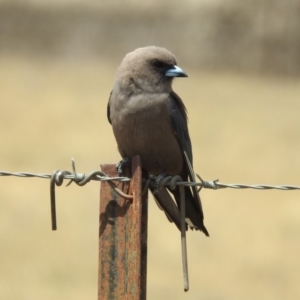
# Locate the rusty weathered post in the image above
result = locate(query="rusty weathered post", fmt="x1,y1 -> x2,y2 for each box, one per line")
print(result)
99,156 -> 148,300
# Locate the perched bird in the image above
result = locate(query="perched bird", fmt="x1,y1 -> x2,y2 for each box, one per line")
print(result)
107,46 -> 209,236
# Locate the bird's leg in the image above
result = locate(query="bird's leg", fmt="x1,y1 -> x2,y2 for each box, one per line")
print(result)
150,172 -> 167,193
116,157 -> 131,175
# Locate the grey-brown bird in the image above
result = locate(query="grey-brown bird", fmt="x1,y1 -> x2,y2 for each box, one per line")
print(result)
107,46 -> 209,236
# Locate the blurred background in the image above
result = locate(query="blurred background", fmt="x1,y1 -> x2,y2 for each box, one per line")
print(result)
1,0 -> 300,299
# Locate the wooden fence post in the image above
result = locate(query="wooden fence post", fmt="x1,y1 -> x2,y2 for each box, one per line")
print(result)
98,156 -> 148,300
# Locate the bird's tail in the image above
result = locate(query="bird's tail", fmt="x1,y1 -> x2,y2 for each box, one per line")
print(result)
171,186 -> 209,236
149,184 -> 183,231
149,183 -> 209,236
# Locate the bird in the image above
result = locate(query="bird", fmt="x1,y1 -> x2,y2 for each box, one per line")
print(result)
107,46 -> 209,236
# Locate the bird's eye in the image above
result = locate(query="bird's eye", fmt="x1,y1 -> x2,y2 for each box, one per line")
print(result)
152,60 -> 165,69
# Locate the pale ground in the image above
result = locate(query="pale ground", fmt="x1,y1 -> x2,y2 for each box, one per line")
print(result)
1,56 -> 300,300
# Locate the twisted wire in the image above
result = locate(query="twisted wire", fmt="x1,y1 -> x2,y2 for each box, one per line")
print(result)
1,170 -> 300,191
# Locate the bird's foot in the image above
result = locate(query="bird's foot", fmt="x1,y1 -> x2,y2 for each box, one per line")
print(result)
116,157 -> 131,175
150,172 -> 167,193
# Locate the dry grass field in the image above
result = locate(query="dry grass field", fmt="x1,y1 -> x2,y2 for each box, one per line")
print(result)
1,55 -> 300,300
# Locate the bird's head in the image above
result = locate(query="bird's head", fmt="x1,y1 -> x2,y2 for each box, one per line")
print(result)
114,46 -> 187,94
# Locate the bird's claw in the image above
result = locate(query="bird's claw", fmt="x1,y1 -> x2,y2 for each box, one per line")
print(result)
116,157 -> 131,175
150,172 -> 166,193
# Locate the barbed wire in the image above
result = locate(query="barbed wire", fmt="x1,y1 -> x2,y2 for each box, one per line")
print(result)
1,158 -> 300,235
0,170 -> 130,183
1,168 -> 300,191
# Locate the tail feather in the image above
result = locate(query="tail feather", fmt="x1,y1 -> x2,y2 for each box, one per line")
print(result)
149,185 -> 183,231
171,186 -> 209,236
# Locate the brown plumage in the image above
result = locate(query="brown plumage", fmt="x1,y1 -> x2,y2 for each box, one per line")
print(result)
107,46 -> 209,236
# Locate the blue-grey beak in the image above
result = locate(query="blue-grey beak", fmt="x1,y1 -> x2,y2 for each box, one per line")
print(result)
165,65 -> 188,77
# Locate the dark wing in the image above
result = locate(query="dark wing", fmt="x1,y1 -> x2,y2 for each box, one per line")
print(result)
170,92 -> 192,164
107,91 -> 112,124
170,92 -> 208,235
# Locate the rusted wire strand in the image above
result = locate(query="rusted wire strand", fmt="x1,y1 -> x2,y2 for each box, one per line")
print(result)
170,175 -> 189,292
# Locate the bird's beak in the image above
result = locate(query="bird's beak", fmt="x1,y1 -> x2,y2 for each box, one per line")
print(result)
165,65 -> 188,77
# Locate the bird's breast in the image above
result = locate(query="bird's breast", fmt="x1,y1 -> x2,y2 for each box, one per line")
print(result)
111,94 -> 183,175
